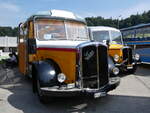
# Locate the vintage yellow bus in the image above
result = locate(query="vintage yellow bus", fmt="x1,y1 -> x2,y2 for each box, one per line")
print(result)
18,10 -> 120,103
89,26 -> 140,74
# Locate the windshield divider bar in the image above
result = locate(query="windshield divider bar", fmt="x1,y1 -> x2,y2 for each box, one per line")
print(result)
64,21 -> 68,40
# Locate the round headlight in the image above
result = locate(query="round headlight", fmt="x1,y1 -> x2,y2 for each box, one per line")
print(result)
134,54 -> 140,61
57,73 -> 66,83
112,67 -> 119,75
114,54 -> 120,62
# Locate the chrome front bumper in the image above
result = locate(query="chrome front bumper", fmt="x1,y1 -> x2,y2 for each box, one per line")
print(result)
115,62 -> 137,70
40,77 -> 120,98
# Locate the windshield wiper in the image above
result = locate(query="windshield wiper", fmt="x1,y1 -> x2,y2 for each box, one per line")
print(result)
73,37 -> 88,41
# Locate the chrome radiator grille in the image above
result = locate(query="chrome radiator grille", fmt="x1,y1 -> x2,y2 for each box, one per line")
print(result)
80,44 -> 109,89
123,47 -> 133,65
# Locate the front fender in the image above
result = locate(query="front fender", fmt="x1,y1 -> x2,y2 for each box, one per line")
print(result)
32,60 -> 60,87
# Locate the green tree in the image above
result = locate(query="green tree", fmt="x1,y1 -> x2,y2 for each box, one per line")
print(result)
86,10 -> 150,29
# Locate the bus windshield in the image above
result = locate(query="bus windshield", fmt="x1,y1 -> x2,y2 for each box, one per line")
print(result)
110,31 -> 123,44
92,30 -> 123,44
92,31 -> 110,42
35,19 -> 89,41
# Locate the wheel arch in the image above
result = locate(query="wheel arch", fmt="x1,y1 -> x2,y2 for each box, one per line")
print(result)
31,59 -> 61,93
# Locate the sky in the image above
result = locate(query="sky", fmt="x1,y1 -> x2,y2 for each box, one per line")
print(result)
0,0 -> 150,27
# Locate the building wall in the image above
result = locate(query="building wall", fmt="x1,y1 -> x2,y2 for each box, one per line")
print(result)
0,36 -> 17,47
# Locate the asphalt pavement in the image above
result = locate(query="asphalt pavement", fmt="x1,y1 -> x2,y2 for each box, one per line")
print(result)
0,65 -> 150,113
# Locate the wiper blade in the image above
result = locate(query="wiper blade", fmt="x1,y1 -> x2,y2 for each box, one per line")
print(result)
73,37 -> 88,41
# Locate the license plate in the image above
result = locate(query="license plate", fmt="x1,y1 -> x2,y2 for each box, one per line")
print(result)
67,83 -> 75,89
94,92 -> 106,98
127,66 -> 133,69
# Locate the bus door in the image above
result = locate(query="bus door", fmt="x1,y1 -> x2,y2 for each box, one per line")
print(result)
18,24 -> 28,75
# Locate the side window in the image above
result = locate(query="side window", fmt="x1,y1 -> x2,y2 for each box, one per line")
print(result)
19,24 -> 28,43
135,28 -> 143,38
143,27 -> 150,38
122,31 -> 129,39
122,30 -> 135,39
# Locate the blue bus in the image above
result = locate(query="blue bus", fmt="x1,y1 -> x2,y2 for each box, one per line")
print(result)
121,23 -> 150,63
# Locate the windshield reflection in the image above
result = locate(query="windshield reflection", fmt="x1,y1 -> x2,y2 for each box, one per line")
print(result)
35,20 -> 89,41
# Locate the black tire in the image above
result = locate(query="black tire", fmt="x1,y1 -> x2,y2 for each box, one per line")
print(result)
36,79 -> 48,104
128,65 -> 137,74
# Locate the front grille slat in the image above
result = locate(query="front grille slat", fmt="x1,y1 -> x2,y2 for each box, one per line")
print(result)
98,46 -> 109,87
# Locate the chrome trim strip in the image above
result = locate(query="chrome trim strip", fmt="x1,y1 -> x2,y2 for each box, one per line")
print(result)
77,42 -> 107,48
79,47 -> 83,90
96,45 -> 100,89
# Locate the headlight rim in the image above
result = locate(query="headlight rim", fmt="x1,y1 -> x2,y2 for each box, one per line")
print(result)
113,54 -> 120,62
134,53 -> 140,61
57,73 -> 66,83
112,67 -> 120,75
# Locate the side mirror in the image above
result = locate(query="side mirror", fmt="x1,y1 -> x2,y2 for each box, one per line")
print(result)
103,40 -> 110,46
28,38 -> 37,54
106,40 -> 110,47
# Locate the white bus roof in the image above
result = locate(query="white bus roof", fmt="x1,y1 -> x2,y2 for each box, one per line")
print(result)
89,26 -> 120,32
27,10 -> 86,24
